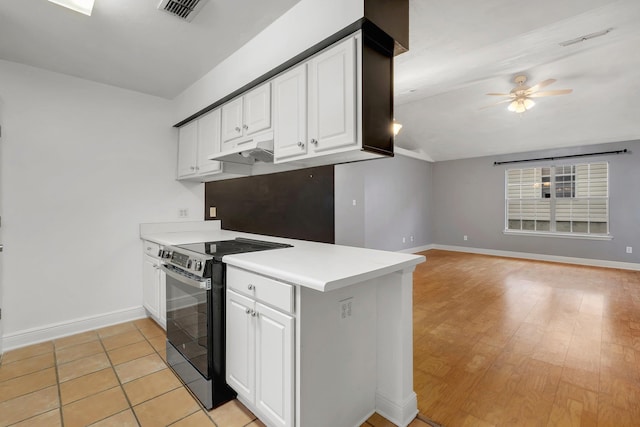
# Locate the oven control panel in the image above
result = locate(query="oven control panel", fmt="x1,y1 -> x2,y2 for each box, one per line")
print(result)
161,249 -> 206,275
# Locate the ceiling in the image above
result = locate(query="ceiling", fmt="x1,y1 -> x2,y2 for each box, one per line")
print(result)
1,0 -> 639,161
394,0 -> 640,161
0,0 -> 299,99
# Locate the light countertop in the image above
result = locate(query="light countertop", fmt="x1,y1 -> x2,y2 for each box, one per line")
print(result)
140,222 -> 425,292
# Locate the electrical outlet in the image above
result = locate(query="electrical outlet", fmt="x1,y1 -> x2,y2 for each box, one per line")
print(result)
209,207 -> 217,217
626,246 -> 633,254
178,209 -> 189,218
339,297 -> 353,320
410,235 -> 414,242
352,199 -> 357,206
463,235 -> 468,241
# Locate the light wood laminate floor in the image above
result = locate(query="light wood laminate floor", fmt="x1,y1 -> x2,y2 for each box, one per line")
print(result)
413,250 -> 640,426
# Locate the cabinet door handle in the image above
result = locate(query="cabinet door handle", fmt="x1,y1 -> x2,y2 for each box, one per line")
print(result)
297,141 -> 304,149
310,138 -> 318,145
251,310 -> 258,317
146,247 -> 152,251
190,166 -> 196,170
247,284 -> 254,290
243,124 -> 248,130
235,126 -> 241,132
246,308 -> 251,314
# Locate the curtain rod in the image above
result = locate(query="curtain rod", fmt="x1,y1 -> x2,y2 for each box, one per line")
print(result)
493,148 -> 628,166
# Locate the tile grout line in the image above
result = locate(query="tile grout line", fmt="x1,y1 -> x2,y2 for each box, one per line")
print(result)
100,324 -> 147,427
135,319 -> 222,427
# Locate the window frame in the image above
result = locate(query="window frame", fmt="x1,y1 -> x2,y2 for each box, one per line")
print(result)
503,161 -> 612,240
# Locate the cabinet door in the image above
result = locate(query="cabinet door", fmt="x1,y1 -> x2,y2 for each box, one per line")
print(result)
197,109 -> 222,175
243,83 -> 271,136
273,64 -> 308,162
177,121 -> 198,178
226,290 -> 255,402
255,302 -> 294,427
142,254 -> 160,319
221,97 -> 244,146
308,36 -> 357,153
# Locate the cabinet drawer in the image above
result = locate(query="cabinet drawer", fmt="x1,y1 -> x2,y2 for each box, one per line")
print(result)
227,266 -> 294,314
143,241 -> 161,258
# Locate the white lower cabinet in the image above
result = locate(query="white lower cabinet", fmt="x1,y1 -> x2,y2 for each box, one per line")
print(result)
226,268 -> 294,427
142,241 -> 166,329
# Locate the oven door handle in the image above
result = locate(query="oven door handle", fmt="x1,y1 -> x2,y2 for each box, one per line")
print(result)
160,264 -> 211,290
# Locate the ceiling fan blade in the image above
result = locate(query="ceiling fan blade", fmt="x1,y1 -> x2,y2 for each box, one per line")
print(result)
528,89 -> 573,97
526,78 -> 556,94
479,98 -> 513,110
486,92 -> 514,97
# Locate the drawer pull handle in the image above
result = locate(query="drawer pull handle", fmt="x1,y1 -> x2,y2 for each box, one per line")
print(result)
247,284 -> 254,290
310,138 -> 318,145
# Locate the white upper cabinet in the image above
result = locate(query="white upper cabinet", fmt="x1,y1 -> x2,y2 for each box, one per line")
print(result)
197,109 -> 222,175
221,97 -> 244,146
244,83 -> 272,136
308,35 -> 357,153
273,63 -> 308,161
177,108 -> 250,182
221,82 -> 272,152
274,34 -> 359,164
177,121 -> 198,178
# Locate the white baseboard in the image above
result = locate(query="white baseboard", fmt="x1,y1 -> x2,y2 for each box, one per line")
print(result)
432,244 -> 640,271
375,391 -> 418,427
398,244 -> 435,254
3,306 -> 147,351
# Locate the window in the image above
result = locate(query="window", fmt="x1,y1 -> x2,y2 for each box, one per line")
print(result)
505,162 -> 609,236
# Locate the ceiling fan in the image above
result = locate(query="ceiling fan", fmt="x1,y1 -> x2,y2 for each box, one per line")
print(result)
484,75 -> 573,113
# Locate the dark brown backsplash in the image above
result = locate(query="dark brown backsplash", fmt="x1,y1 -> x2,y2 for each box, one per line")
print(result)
204,166 -> 335,244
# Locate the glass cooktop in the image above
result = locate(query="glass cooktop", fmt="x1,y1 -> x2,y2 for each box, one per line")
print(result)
176,238 -> 292,261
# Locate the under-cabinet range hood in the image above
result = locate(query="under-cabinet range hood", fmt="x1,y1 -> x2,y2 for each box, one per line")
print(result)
208,131 -> 274,165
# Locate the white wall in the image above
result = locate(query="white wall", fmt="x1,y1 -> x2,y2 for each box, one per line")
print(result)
0,60 -> 203,346
173,0 -> 363,121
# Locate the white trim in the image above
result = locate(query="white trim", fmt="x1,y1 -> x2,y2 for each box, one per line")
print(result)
398,244 -> 435,254
3,306 -> 147,351
375,391 -> 419,427
432,244 -> 640,271
394,147 -> 434,163
503,230 -> 613,241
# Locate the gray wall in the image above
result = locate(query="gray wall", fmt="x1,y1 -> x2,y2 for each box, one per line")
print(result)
335,154 -> 433,251
432,140 -> 640,263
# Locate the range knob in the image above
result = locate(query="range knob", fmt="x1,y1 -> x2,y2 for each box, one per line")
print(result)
194,261 -> 202,271
163,251 -> 173,259
186,259 -> 193,269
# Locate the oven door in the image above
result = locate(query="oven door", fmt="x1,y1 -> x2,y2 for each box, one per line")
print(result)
161,264 -> 212,380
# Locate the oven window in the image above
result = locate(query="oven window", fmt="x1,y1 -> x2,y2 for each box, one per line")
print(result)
165,273 -> 211,379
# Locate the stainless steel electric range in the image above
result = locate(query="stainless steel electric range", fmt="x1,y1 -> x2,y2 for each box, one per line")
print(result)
159,237 -> 292,409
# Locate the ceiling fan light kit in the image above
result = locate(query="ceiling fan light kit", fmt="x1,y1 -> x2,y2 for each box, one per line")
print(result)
508,98 -> 535,113
484,75 -> 573,113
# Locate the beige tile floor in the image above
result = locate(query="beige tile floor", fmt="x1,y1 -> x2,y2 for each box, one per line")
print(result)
0,318 -> 431,427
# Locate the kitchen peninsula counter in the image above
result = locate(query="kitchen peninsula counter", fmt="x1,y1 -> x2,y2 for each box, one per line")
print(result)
140,222 -> 423,292
140,221 -> 424,427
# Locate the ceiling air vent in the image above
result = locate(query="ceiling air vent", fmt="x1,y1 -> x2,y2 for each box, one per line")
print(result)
158,0 -> 209,22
